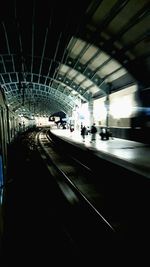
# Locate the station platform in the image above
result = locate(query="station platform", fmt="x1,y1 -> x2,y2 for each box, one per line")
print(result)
50,128 -> 150,179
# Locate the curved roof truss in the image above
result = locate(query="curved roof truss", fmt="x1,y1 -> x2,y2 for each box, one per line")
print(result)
0,0 -> 149,118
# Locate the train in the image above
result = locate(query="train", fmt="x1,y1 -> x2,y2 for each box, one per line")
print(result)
0,86 -> 35,236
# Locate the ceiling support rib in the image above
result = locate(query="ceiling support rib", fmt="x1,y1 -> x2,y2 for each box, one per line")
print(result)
38,27 -> 49,83
31,3 -> 35,75
2,22 -> 11,55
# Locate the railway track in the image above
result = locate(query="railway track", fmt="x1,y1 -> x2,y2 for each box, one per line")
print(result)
2,128 -> 149,265
37,130 -> 115,225
35,128 -> 121,262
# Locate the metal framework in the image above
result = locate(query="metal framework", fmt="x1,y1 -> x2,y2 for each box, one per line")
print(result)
0,0 -> 149,118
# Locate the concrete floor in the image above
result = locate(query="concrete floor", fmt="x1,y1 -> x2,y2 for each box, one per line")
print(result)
51,128 -> 150,179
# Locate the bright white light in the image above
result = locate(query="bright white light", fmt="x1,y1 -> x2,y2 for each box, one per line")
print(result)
35,116 -> 50,126
93,97 -> 107,120
78,103 -> 90,125
110,97 -> 133,118
109,85 -> 137,119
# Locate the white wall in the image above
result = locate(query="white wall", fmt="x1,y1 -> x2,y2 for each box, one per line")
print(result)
93,84 -> 137,127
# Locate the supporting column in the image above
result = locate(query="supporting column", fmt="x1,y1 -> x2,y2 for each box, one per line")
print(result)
105,94 -> 110,127
88,99 -> 94,126
104,83 -> 111,127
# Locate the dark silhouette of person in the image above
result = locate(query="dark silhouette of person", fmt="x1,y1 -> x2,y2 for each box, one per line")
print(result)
90,123 -> 97,142
99,127 -> 113,140
81,126 -> 87,142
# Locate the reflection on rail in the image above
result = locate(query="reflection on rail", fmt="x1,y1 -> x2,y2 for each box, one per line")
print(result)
37,130 -> 115,235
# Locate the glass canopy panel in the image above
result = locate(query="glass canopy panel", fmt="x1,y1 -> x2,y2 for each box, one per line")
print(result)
81,80 -> 93,88
80,45 -> 99,64
97,59 -> 122,78
74,73 -> 86,84
107,68 -> 127,82
67,69 -> 78,79
89,85 -> 100,94
59,65 -> 70,75
89,52 -> 110,70
70,39 -> 87,58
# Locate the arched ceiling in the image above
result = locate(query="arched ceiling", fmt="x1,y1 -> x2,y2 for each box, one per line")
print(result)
0,0 -> 149,118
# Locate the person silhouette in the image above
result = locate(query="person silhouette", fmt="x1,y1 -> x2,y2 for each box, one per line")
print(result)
81,126 -> 87,142
90,123 -> 97,142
